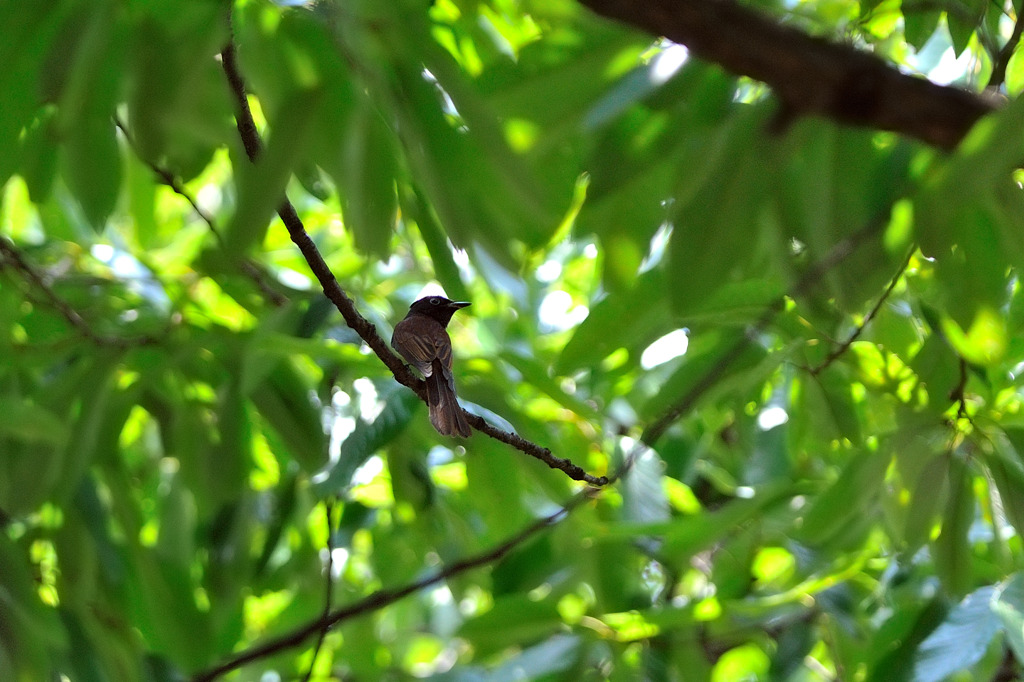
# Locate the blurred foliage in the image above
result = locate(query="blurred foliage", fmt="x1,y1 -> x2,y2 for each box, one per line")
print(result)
3,0 -> 1024,680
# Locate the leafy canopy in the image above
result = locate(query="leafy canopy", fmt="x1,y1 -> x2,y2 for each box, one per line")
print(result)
3,0 -> 1024,680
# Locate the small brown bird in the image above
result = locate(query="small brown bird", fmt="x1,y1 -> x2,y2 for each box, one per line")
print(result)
391,296 -> 472,437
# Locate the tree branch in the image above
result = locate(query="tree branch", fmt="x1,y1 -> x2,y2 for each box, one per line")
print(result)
114,118 -> 289,308
218,39 -> 607,486
808,246 -> 914,376
578,0 -> 994,150
190,171 -> 903,682
638,218 -> 877,450
190,491 -> 590,682
0,238 -> 160,348
301,498 -> 336,682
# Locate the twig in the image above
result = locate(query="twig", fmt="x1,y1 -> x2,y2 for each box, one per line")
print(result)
0,238 -> 159,348
301,498 -> 336,682
808,246 -> 915,376
190,491 -> 591,682
218,38 -> 606,486
952,356 -> 970,420
113,118 -> 289,308
579,0 -> 993,149
639,218 -> 877,451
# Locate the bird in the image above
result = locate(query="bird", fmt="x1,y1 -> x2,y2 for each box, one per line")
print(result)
391,295 -> 472,437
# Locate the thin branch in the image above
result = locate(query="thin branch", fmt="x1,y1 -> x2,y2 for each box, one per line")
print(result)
579,0 -> 994,150
218,38 -> 607,486
639,218 -> 877,450
952,356 -> 970,420
301,498 -> 336,682
0,238 -> 159,348
190,491 -> 592,682
114,118 -> 289,308
808,246 -> 915,376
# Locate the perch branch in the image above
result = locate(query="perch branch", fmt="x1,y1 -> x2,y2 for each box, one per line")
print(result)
191,180 -> 903,682
219,40 -> 607,486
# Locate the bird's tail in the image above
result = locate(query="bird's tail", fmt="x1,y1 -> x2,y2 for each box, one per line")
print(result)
426,372 -> 472,437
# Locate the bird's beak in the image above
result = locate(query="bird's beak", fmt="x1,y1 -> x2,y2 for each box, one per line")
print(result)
451,301 -> 471,309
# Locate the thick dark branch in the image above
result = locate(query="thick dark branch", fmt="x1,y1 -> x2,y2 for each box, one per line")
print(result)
219,40 -> 606,485
579,0 -> 994,150
190,493 -> 588,682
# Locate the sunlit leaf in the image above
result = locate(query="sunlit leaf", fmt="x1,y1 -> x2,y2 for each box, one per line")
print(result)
913,586 -> 998,682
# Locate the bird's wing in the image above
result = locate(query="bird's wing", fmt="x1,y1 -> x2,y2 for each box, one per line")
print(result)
392,322 -> 452,377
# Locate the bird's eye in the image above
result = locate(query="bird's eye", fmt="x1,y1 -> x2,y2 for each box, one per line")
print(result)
430,297 -> 441,305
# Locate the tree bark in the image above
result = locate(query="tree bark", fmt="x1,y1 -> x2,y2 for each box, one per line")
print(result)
579,0 -> 994,150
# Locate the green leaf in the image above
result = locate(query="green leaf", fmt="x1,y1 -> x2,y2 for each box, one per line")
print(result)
501,350 -> 602,422
989,430 -> 1024,539
903,6 -> 941,50
803,366 -> 864,445
56,4 -> 123,230
669,108 -> 773,314
1006,40 -> 1024,96
337,97 -> 398,258
489,634 -> 581,680
313,385 -> 419,495
52,360 -> 121,503
224,89 -> 323,255
913,585 -> 998,682
214,377 -> 254,504
622,449 -> 669,525
254,472 -> 300,578
656,482 -> 795,558
18,108 -> 59,203
799,449 -> 890,546
63,113 -> 121,230
676,278 -> 784,326
556,268 -> 672,375
458,595 -> 563,657
491,535 -> 554,596
640,329 -> 770,422
946,14 -> 977,58
58,608 -> 107,682
992,573 -> 1024,664
0,3 -> 64,186
916,94 -> 1024,259
156,475 -> 195,569
401,185 -> 469,301
126,0 -> 230,181
932,454 -> 974,596
0,396 -> 67,445
903,454 -> 947,550
909,333 -> 961,413
0,534 -> 68,676
248,358 -> 327,473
